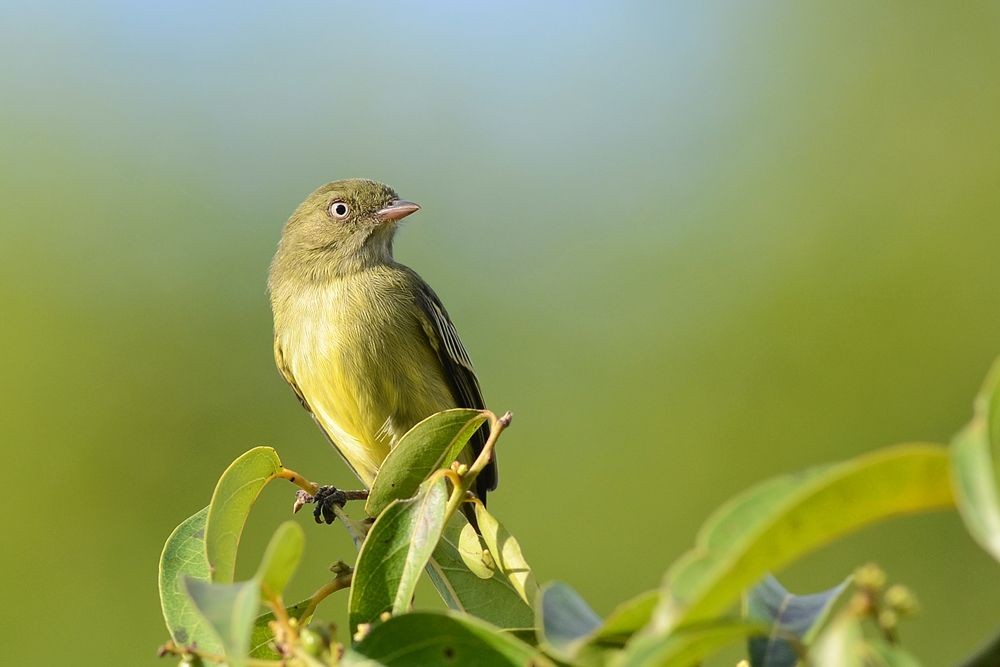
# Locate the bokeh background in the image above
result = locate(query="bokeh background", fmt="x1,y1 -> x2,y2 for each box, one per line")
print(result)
3,2 -> 999,664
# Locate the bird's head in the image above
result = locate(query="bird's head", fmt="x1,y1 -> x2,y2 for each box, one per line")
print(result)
274,178 -> 420,277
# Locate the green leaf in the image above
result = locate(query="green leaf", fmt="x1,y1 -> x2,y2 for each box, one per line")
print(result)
815,622 -> 925,666
533,585 -> 660,662
810,613 -> 864,667
183,577 -> 260,667
248,598 -> 311,659
366,409 -> 487,516
255,521 -> 305,600
206,446 -> 283,583
349,477 -> 448,632
536,581 -> 602,661
592,590 -> 659,646
957,626 -> 1000,667
654,444 -> 953,635
977,357 -> 1000,455
475,503 -> 538,606
951,359 -> 1000,562
866,639 -> 923,667
618,618 -> 766,667
347,611 -> 553,666
427,513 -> 535,630
745,574 -> 850,667
158,507 -> 222,653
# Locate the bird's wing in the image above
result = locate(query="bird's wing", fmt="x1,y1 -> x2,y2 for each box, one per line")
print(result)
274,338 -> 310,410
410,274 -> 498,499
274,336 -> 378,485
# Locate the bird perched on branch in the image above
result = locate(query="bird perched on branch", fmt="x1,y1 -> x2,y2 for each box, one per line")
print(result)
268,179 -> 496,510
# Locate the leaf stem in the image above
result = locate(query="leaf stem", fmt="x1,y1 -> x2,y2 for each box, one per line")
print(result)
301,572 -> 354,621
274,467 -> 320,495
330,409 -> 511,548
428,467 -> 464,489
266,594 -> 291,626
442,410 -> 512,522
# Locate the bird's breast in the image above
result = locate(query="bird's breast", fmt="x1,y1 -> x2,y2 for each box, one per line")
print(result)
275,275 -> 454,485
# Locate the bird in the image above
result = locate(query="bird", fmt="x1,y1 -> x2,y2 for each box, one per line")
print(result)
267,178 -> 497,514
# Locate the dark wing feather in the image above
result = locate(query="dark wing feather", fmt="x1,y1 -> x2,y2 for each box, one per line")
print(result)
412,277 -> 498,501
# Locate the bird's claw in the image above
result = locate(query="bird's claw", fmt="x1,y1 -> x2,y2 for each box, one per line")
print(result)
291,484 -> 368,524
311,485 -> 348,524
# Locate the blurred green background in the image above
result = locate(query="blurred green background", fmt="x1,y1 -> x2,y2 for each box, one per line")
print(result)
2,2 -> 999,664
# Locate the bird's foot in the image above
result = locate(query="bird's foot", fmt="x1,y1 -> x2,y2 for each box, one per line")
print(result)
314,485 -> 348,524
292,485 -> 369,524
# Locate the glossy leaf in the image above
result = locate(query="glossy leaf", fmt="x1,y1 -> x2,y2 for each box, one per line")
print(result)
366,408 -> 487,516
475,502 -> 538,606
746,574 -> 849,667
536,581 -> 602,661
427,513 -> 535,630
184,578 -> 260,667
349,477 -> 448,632
254,520 -> 304,600
619,618 -> 766,667
158,507 -> 222,653
654,444 -> 953,635
347,611 -> 553,666
206,446 -> 283,583
951,359 -> 1000,562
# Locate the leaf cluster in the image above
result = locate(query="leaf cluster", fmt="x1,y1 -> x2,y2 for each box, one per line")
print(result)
158,360 -> 1000,666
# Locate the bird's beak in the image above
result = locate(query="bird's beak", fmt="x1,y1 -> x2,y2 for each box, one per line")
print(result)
376,200 -> 421,222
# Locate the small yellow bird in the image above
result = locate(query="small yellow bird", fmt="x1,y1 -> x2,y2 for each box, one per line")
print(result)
268,179 -> 496,511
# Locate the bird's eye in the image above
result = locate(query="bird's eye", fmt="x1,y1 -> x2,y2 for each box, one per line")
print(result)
329,201 -> 350,219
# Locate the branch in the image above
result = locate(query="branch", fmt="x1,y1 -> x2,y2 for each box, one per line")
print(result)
442,410 -> 512,522
301,571 -> 354,621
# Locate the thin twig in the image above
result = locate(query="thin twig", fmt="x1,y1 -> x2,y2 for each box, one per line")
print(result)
266,594 -> 291,626
428,467 -> 464,490
301,573 -> 354,621
443,410 -> 512,522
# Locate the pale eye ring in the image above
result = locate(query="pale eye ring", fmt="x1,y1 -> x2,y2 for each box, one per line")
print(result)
329,201 -> 350,219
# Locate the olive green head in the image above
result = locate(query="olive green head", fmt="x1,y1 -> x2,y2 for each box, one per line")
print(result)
270,178 -> 421,281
